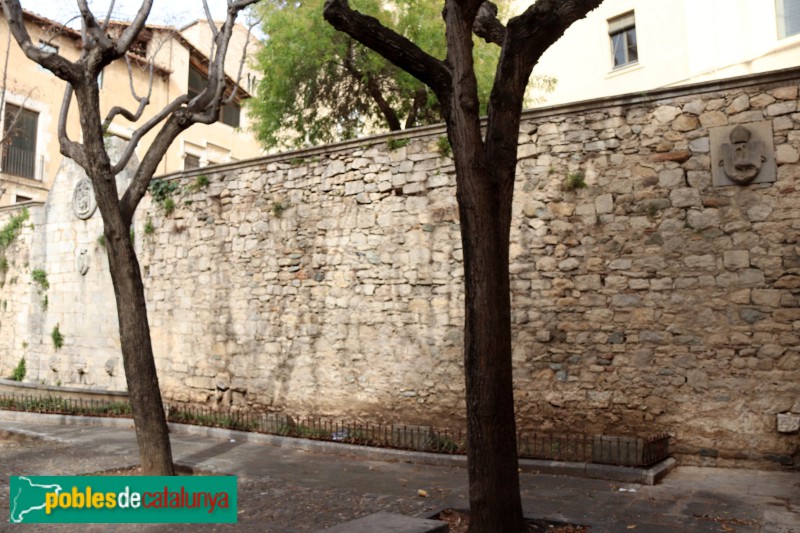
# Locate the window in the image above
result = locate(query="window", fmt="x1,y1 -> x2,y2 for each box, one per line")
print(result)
609,12 -> 637,69
15,195 -> 32,203
188,64 -> 206,100
184,154 -> 200,170
777,0 -> 800,38
188,64 -> 241,128
221,102 -> 240,128
2,104 -> 39,179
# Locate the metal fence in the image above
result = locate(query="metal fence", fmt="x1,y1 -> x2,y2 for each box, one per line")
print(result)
0,393 -> 670,467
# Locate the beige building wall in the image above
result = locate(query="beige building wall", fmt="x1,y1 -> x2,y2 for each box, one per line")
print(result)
512,0 -> 800,106
0,11 -> 263,208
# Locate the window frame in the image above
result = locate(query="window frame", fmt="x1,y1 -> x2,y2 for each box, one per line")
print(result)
776,0 -> 800,39
188,63 -> 242,128
2,103 -> 39,180
608,12 -> 638,70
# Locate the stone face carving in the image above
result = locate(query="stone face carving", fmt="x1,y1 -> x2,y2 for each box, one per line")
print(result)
720,125 -> 765,184
72,177 -> 97,219
710,121 -> 776,187
77,248 -> 89,276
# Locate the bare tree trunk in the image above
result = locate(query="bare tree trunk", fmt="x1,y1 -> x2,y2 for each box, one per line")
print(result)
458,170 -> 524,532
103,218 -> 174,476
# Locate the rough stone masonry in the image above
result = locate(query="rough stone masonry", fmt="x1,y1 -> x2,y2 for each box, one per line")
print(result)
0,68 -> 798,467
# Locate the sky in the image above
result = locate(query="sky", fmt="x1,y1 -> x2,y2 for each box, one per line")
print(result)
20,0 -> 236,27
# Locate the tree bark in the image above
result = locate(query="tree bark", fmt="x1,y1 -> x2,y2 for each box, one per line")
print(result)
455,160 -> 523,532
102,212 -> 175,476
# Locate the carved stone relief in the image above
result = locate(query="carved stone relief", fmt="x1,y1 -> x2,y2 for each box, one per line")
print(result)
76,248 -> 89,276
72,177 -> 97,219
710,121 -> 776,187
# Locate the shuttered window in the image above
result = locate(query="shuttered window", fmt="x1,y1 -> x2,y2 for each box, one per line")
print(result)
777,0 -> 800,38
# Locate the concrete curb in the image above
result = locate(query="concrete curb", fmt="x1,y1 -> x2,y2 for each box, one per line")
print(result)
0,410 -> 676,485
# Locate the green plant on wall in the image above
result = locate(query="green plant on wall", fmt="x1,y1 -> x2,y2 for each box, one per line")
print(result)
272,200 -> 290,218
32,269 -> 49,291
162,197 -> 176,216
0,208 -> 29,249
97,234 -> 106,248
387,137 -> 410,151
144,218 -> 155,236
436,136 -> 451,158
564,172 -> 587,191
1,209 -> 30,287
192,174 -> 210,191
32,268 -> 49,309
149,179 -> 180,215
51,324 -> 64,351
11,357 -> 25,381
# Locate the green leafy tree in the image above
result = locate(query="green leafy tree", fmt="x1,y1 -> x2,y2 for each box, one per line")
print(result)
249,0 -> 520,149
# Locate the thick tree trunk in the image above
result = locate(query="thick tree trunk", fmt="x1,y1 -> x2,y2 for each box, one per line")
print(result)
102,210 -> 174,476
456,164 -> 524,532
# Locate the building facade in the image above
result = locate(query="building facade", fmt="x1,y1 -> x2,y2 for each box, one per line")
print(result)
517,0 -> 800,106
0,10 -> 262,207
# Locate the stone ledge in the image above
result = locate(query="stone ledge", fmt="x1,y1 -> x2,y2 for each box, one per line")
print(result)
0,379 -> 128,403
316,512 -> 447,533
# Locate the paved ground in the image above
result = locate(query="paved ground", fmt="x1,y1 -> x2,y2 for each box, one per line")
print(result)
1,415 -> 798,532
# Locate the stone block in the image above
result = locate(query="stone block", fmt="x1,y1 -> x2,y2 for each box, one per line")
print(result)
766,101 -> 797,116
670,188 -> 701,208
776,144 -> 799,164
653,105 -> 681,123
771,85 -> 798,100
595,194 -> 614,214
777,413 -> 800,433
672,114 -> 700,131
658,169 -> 685,188
723,250 -> 750,270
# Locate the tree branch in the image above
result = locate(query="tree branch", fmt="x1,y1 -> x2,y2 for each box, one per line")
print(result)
404,86 -> 428,129
483,0 -> 602,189
118,114 -> 186,224
224,15 -> 259,104
57,85 -> 87,167
121,0 -> 258,220
0,0 -> 78,82
473,1 -> 506,45
114,0 -> 154,56
111,94 -> 189,175
76,0 -> 110,48
203,0 -> 219,40
100,0 -> 116,31
103,55 -> 153,130
341,43 -> 401,131
323,0 -> 450,97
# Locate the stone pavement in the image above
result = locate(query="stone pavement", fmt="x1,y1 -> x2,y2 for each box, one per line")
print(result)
0,413 -> 798,532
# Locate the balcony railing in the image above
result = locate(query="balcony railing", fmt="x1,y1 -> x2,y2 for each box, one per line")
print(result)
2,145 -> 40,180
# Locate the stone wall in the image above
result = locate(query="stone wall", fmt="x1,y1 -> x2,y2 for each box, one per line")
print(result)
1,68 -> 799,467
0,143 -> 135,390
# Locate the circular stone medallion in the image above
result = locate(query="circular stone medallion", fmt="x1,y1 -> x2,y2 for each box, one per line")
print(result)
72,177 -> 97,220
